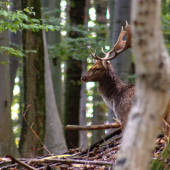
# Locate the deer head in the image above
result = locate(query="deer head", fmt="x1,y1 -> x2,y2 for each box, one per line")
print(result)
81,21 -> 132,83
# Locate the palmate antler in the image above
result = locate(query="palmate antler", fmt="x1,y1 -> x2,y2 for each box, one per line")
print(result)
91,21 -> 132,68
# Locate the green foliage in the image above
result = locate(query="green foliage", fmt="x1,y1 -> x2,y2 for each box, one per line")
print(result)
0,2 -> 108,60
0,46 -> 36,58
151,141 -> 170,170
162,0 -> 170,53
0,2 -> 61,58
0,2 -> 60,33
48,23 -> 109,61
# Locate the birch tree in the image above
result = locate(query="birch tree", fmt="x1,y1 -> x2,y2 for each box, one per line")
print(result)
115,1 -> 170,170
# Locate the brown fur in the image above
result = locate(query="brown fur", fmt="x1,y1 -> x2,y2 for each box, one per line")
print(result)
81,60 -> 170,134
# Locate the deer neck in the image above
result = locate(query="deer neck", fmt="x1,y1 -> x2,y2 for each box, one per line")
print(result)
98,68 -> 124,109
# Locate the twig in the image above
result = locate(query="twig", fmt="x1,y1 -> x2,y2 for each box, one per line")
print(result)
78,128 -> 122,156
0,163 -> 18,169
22,105 -> 51,155
65,123 -> 120,131
5,155 -> 36,170
29,158 -> 113,166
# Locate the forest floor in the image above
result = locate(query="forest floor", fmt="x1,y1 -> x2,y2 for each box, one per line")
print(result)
0,128 -> 165,170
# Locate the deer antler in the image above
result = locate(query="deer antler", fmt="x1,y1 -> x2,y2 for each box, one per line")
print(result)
90,21 -> 131,68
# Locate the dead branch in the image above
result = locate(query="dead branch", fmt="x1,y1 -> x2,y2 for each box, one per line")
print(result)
29,158 -> 113,166
78,128 -> 122,156
5,155 -> 36,170
65,123 -> 120,131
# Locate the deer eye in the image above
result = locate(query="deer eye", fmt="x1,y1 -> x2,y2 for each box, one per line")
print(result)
96,68 -> 100,71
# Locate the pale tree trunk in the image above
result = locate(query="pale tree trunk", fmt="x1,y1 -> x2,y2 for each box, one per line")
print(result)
79,0 -> 90,149
108,0 -> 131,123
0,7 -> 19,156
79,60 -> 88,149
43,30 -> 67,155
91,0 -> 108,144
115,1 -> 170,170
41,0 -> 63,124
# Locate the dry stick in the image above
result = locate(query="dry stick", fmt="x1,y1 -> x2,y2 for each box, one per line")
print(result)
29,158 -> 113,166
0,163 -> 18,169
36,163 -> 59,170
65,122 -> 120,131
22,105 -> 51,155
78,128 -> 122,156
5,155 -> 36,170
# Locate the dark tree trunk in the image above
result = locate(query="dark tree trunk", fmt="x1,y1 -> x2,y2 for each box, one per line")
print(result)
19,0 -> 46,157
64,0 -> 86,150
64,58 -> 82,149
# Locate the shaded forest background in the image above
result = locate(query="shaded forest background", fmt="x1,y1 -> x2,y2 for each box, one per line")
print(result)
0,0 -> 170,158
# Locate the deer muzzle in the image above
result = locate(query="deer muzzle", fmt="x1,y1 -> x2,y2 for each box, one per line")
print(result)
81,76 -> 88,82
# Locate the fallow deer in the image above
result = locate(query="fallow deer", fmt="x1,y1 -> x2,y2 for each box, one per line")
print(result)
81,22 -> 170,140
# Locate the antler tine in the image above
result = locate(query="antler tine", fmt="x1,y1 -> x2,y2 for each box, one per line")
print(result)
101,47 -> 107,55
90,22 -> 131,65
104,21 -> 132,61
90,51 -> 102,61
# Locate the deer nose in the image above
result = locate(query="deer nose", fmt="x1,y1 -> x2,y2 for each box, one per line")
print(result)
81,76 -> 87,82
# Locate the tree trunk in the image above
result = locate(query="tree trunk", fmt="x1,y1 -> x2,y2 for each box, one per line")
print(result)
115,1 -> 170,170
19,0 -> 46,157
79,0 -> 90,149
43,30 -> 67,155
91,0 -> 108,144
64,58 -> 82,149
9,0 -> 22,101
108,0 -> 131,123
64,0 -> 86,149
0,0 -> 19,157
41,0 -> 63,123
79,60 -> 88,149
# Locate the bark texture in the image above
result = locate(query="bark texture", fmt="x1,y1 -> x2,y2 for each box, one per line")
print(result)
115,1 -> 170,170
64,58 -> 82,149
0,29 -> 19,157
64,0 -> 86,149
19,0 -> 46,157
108,0 -> 131,123
43,30 -> 67,155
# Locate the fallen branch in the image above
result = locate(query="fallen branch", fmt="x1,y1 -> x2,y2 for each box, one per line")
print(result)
65,123 -> 120,131
29,158 -> 113,166
78,128 -> 122,156
5,155 -> 36,170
